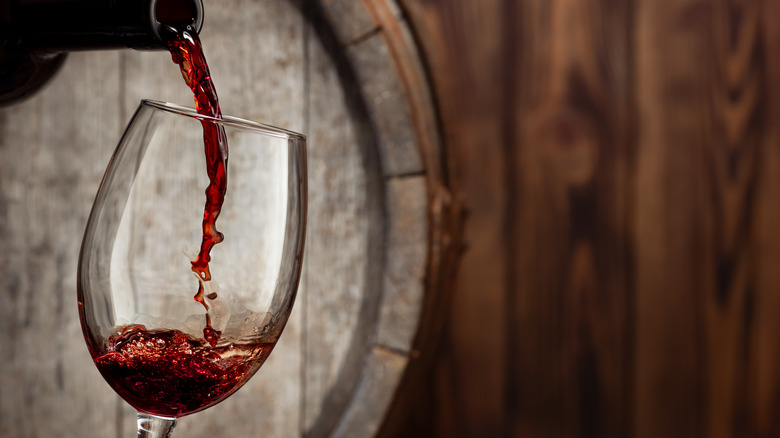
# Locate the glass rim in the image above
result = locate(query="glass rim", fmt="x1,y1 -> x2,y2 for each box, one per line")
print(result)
141,99 -> 306,141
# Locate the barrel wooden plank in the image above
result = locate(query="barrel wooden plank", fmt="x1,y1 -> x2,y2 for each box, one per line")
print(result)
698,2 -> 767,437
319,0 -> 377,45
347,32 -> 423,177
509,1 -> 634,436
301,17 -> 371,433
0,52 -> 122,437
362,0 -> 444,183
377,175 -> 427,353
331,347 -> 407,437
632,1 -> 780,435
634,1 -> 714,436
751,3 -> 780,435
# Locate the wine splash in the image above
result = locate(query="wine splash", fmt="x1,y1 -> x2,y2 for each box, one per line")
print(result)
95,325 -> 275,417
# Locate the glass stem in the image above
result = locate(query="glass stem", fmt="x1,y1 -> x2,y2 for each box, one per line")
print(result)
137,413 -> 177,438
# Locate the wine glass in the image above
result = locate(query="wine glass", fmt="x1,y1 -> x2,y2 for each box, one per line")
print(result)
77,99 -> 307,437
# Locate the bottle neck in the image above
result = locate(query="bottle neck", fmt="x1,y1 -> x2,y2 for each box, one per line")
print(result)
6,0 -> 203,53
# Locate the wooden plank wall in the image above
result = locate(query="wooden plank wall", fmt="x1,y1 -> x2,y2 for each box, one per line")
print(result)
386,0 -> 780,437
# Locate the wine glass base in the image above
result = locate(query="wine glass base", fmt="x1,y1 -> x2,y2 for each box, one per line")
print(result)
137,413 -> 177,438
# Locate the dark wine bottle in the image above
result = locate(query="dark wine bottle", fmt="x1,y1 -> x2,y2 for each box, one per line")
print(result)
0,0 -> 203,106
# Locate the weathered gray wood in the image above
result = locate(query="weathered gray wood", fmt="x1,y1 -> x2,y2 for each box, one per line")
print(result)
302,17 -> 371,433
377,176 -> 427,352
348,33 -> 423,177
332,347 -> 407,437
0,51 -> 123,437
319,0 -> 377,45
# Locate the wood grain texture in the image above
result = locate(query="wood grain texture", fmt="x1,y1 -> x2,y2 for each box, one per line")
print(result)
633,1 -> 711,435
511,0 -> 634,436
390,0 -> 780,437
0,52 -> 123,437
752,3 -> 780,437
634,1 -> 774,437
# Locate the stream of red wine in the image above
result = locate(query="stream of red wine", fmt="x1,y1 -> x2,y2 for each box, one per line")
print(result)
166,25 -> 229,346
92,26 -> 259,418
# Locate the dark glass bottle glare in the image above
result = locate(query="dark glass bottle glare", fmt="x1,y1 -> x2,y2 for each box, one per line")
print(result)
0,0 -> 203,106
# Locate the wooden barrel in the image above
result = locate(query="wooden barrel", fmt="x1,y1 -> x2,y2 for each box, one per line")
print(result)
0,0 -> 455,436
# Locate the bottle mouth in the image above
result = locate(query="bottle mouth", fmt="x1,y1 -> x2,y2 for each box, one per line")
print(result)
150,0 -> 204,44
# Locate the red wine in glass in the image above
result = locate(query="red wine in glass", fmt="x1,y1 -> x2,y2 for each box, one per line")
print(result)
95,325 -> 276,417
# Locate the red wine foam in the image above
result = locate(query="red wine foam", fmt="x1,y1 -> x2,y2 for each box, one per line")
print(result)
95,325 -> 275,417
